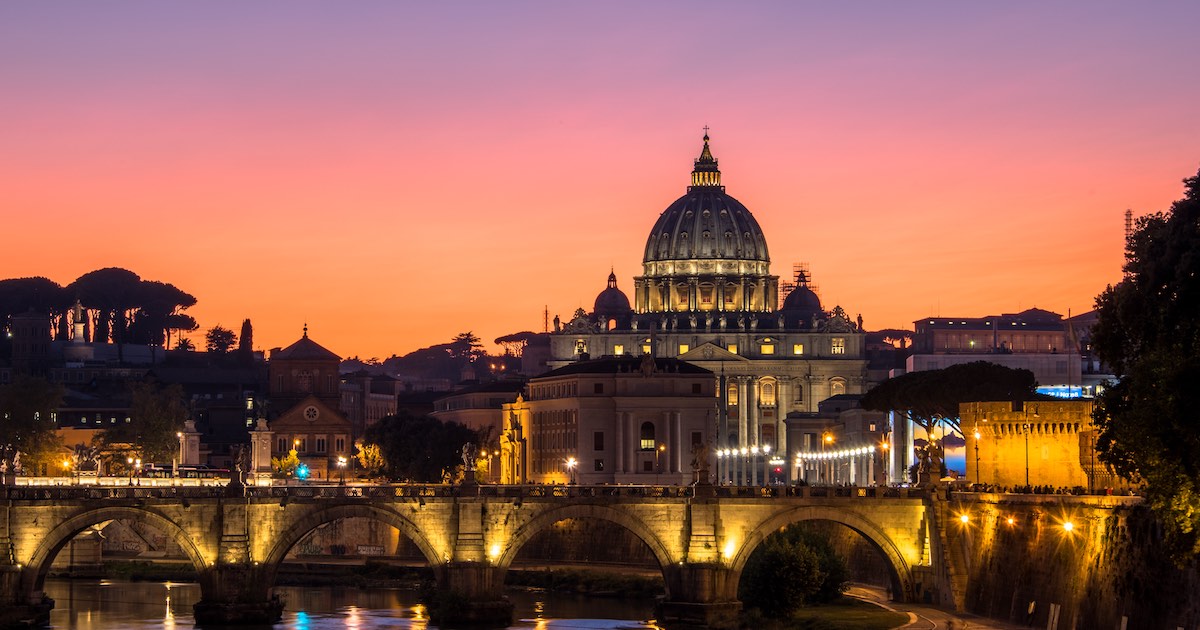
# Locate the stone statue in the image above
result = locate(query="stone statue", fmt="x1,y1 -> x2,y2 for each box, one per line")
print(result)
705,313 -> 713,330
749,316 -> 758,331
719,316 -> 727,331
737,315 -> 746,330
461,443 -> 477,472
689,314 -> 697,329
691,441 -> 711,475
553,315 -> 561,332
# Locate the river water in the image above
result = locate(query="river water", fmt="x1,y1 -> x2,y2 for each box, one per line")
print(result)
44,579 -> 659,630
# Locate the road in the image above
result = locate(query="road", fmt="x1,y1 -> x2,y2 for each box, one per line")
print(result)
846,584 -> 1030,630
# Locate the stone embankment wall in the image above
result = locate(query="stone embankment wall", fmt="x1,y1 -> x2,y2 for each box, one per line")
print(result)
954,493 -> 1200,629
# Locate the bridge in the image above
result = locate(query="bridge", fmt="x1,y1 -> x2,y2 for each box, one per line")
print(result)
0,482 -> 957,627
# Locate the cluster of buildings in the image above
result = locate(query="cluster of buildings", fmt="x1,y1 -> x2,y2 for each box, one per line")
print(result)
1,134 -> 1115,490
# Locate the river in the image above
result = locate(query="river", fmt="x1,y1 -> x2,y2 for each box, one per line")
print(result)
43,578 -> 659,630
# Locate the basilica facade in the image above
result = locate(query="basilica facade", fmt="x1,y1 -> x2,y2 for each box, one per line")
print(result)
547,134 -> 869,484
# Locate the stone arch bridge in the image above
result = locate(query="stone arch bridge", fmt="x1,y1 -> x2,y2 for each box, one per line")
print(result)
1,483 -> 958,627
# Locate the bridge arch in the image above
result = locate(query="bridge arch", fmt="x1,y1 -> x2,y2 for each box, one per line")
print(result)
21,505 -> 211,596
498,504 -> 674,591
261,503 -> 441,583
728,505 -> 914,602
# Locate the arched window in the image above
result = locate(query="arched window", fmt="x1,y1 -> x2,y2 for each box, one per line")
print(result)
727,383 -> 739,405
640,422 -> 656,450
830,378 -> 846,396
760,379 -> 776,406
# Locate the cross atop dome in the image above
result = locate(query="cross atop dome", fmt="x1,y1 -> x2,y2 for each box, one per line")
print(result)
691,128 -> 722,189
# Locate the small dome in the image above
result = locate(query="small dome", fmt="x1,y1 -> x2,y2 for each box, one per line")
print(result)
594,271 -> 632,315
783,286 -> 822,313
781,285 -> 824,329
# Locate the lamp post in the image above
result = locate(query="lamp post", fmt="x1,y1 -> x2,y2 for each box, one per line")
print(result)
880,440 -> 890,487
1021,423 -> 1030,488
127,456 -> 134,486
822,432 -> 834,484
761,444 -> 772,486
655,443 -> 666,481
337,456 -> 347,485
565,456 -> 577,484
175,431 -> 184,478
973,429 -> 982,486
61,459 -> 71,484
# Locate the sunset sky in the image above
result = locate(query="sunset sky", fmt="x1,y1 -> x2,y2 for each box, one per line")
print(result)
3,2 -> 1198,360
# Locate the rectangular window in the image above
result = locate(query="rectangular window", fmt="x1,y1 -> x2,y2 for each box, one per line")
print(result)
594,383 -> 604,394
614,344 -> 624,355
278,438 -> 286,453
297,439 -> 307,453
643,460 -> 654,472
793,343 -> 804,355
594,431 -> 604,451
640,437 -> 655,450
869,423 -> 877,432
831,338 -> 845,355
692,431 -> 703,446
761,344 -> 775,355
316,438 -> 327,453
679,344 -> 689,354
642,344 -> 652,354
692,383 -> 702,394
594,459 -> 604,471
336,438 -> 345,452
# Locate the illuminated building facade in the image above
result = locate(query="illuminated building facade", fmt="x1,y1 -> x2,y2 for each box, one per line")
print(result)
546,134 -> 869,484
266,327 -> 352,480
499,356 -> 715,485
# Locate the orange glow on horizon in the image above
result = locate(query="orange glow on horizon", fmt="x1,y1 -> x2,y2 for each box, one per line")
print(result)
2,4 -> 1197,358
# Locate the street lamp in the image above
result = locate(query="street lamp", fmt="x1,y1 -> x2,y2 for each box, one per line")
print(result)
973,429 -> 982,486
655,443 -> 666,479
127,456 -> 134,486
1021,423 -> 1030,488
61,459 -> 71,484
822,432 -> 834,484
337,456 -> 347,485
761,444 -> 772,486
880,440 -> 890,487
565,456 -> 577,484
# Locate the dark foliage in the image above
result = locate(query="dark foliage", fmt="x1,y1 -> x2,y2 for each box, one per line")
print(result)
738,523 -> 848,618
362,412 -> 482,482
1092,168 -> 1200,561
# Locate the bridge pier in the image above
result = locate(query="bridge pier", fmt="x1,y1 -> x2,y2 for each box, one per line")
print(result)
193,563 -> 283,625
0,566 -> 53,628
657,563 -> 742,629
429,562 -> 514,627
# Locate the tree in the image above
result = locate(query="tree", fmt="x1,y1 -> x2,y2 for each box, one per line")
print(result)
861,361 -> 1037,472
1092,168 -> 1200,562
0,375 -> 65,475
449,331 -> 484,362
238,318 -> 254,364
272,448 -> 300,477
362,413 -> 482,482
205,325 -> 237,354
356,443 -> 386,478
738,523 -> 847,617
175,337 -> 196,352
99,380 -> 187,465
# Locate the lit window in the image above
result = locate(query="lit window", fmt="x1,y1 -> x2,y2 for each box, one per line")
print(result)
679,344 -> 690,354
640,422 -> 656,450
793,343 -> 804,355
614,344 -> 624,355
642,344 -> 651,354
761,344 -> 775,355
727,384 -> 739,405
761,381 -> 776,406
728,343 -> 738,354
831,338 -> 845,355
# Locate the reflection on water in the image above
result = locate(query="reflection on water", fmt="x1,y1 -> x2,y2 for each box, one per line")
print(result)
44,579 -> 658,630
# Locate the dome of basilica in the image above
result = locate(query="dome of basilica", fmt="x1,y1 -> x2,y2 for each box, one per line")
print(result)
642,135 -> 769,265
594,271 -> 633,315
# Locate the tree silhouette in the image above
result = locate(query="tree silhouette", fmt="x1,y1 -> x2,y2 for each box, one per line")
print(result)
205,325 -> 237,354
238,319 -> 254,364
1093,168 -> 1200,561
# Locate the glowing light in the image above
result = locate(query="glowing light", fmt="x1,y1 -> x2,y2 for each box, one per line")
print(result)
1063,521 -> 1074,532
722,539 -> 736,560
959,514 -> 970,524
1006,517 -> 1015,526
489,543 -> 502,560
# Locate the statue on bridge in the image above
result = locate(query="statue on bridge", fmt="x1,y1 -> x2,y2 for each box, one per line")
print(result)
461,443 -> 477,472
691,441 -> 712,484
